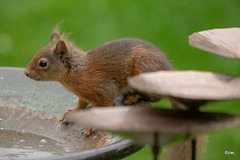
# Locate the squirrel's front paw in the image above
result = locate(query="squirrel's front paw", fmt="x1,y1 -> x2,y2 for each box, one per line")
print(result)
59,108 -> 75,124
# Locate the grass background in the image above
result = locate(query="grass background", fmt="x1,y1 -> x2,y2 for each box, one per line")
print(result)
1,0 -> 240,159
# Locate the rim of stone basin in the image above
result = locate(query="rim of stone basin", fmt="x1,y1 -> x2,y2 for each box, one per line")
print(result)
32,140 -> 140,160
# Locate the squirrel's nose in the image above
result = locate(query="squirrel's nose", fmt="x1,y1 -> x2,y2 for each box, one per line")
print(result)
24,69 -> 29,77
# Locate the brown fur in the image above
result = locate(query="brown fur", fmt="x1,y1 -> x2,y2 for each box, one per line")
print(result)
25,30 -> 173,111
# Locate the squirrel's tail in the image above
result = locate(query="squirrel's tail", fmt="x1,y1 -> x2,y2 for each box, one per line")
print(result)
169,98 -> 189,110
169,97 -> 207,110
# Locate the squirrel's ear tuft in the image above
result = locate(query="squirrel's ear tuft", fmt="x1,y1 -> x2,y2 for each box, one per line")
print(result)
55,40 -> 67,55
51,32 -> 60,43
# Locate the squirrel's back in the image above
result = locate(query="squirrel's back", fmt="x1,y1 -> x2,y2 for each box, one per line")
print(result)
77,38 -> 173,95
85,38 -> 173,76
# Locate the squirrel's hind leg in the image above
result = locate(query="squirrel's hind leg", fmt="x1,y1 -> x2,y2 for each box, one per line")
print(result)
122,93 -> 161,105
122,94 -> 141,105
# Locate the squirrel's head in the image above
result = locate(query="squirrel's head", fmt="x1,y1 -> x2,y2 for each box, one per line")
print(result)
24,32 -> 71,81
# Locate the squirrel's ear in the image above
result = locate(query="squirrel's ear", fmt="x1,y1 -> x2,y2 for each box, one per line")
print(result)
51,32 -> 60,43
55,40 -> 67,55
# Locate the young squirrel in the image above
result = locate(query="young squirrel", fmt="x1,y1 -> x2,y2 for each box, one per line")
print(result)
24,28 -> 173,135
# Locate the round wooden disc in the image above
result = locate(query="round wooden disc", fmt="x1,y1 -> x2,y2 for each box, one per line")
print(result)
66,107 -> 240,133
128,70 -> 240,100
66,107 -> 240,145
189,28 -> 240,59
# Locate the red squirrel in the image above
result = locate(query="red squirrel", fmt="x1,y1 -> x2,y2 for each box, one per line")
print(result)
24,28 -> 173,135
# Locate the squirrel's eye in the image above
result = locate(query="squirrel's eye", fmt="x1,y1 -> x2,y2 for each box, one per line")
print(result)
39,61 -> 48,67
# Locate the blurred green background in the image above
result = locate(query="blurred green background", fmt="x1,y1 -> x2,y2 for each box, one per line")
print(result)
1,0 -> 240,159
